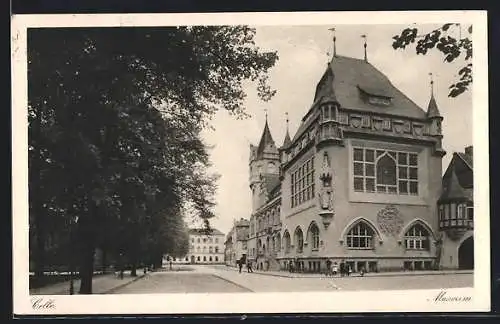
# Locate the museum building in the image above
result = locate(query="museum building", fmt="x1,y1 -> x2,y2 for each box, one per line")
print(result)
245,45 -> 473,273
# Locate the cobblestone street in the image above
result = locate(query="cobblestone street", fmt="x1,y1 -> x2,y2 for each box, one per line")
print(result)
108,265 -> 473,294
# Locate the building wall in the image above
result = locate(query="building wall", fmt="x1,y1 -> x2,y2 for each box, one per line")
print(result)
439,230 -> 473,269
278,136 -> 443,272
183,233 -> 225,264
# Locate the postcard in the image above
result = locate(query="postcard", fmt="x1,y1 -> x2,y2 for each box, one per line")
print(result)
11,10 -> 489,315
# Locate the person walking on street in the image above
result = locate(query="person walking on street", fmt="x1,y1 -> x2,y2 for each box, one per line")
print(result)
247,261 -> 253,273
238,259 -> 243,273
326,259 -> 332,277
332,262 -> 339,277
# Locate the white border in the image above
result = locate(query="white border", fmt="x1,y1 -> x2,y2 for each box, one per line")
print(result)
11,11 -> 489,315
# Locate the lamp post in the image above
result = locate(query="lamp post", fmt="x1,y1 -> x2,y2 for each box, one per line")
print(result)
69,215 -> 79,295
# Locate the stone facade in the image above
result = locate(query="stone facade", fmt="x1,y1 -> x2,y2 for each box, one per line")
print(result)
170,228 -> 225,265
244,52 -> 472,274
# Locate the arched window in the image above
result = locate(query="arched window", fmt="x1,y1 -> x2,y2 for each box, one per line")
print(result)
404,223 -> 430,250
197,246 -> 200,252
209,246 -> 213,253
376,154 -> 397,193
294,227 -> 304,253
209,256 -> 213,262
203,256 -> 207,262
215,246 -> 219,253
283,231 -> 291,253
276,233 -> 281,251
346,222 -> 375,249
215,256 -> 219,262
309,222 -> 320,250
203,246 -> 207,252
197,256 -> 200,261
185,257 -> 189,261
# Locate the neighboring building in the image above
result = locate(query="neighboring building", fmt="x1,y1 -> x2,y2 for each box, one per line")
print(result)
224,218 -> 250,266
246,44 -> 463,273
165,228 -> 225,265
437,146 -> 474,270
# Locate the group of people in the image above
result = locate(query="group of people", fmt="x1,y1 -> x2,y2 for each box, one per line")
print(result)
237,258 -> 253,273
325,260 -> 364,277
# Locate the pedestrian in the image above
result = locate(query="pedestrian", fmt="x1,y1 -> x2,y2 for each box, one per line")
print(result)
238,259 -> 243,273
247,261 -> 253,273
326,259 -> 332,277
359,265 -> 365,277
347,265 -> 352,277
332,262 -> 338,277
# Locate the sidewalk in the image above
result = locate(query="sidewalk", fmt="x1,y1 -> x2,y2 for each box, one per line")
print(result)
30,269 -> 147,295
219,265 -> 473,279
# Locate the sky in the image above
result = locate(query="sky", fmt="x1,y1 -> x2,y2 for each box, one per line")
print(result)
194,24 -> 472,234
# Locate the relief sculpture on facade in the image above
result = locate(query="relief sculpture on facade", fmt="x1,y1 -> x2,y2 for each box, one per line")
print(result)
319,152 -> 333,210
377,205 -> 404,237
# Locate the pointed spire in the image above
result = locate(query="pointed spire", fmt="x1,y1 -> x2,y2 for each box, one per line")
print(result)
361,34 -> 367,62
256,116 -> 277,159
328,27 -> 337,58
283,112 -> 291,148
427,73 -> 442,118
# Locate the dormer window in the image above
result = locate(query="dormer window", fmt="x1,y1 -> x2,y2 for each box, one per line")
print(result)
367,96 -> 392,106
357,84 -> 393,107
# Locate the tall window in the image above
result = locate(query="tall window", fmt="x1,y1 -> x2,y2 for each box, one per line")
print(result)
276,233 -> 281,251
197,238 -> 200,243
309,223 -> 320,250
291,156 -> 315,208
404,224 -> 430,250
353,148 -> 418,195
215,246 -> 219,253
346,222 -> 374,249
283,231 -> 291,253
209,246 -> 213,253
215,238 -> 219,243
295,227 -> 304,253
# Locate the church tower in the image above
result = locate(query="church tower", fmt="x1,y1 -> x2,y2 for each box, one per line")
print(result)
249,117 -> 280,212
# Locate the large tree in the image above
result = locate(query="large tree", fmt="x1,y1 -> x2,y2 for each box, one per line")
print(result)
392,23 -> 472,98
28,26 -> 278,293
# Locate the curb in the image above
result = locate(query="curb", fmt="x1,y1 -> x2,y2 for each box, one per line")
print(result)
211,274 -> 254,293
101,272 -> 149,294
223,268 -> 473,279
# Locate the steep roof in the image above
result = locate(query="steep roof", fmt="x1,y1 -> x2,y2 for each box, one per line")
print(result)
290,55 -> 427,145
256,119 -> 278,159
328,56 -> 427,118
426,93 -> 442,118
439,151 -> 474,202
282,129 -> 292,148
457,152 -> 473,169
188,228 -> 225,236
439,170 -> 468,202
261,173 -> 281,195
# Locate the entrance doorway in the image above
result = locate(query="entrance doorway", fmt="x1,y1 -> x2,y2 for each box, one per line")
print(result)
191,255 -> 195,264
458,236 -> 474,269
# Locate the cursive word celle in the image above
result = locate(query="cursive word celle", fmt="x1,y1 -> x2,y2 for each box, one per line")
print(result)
433,290 -> 472,303
31,297 -> 56,310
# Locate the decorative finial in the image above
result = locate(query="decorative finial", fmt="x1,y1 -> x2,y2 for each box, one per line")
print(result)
429,72 -> 434,97
328,27 -> 337,58
264,108 -> 268,122
361,34 -> 367,62
285,112 -> 289,129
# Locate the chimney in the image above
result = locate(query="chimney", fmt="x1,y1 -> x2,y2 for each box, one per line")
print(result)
465,146 -> 473,158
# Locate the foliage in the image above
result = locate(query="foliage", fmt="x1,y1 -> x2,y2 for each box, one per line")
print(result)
392,23 -> 472,97
28,26 -> 278,292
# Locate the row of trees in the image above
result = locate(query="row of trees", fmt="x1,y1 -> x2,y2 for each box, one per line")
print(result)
28,26 -> 278,293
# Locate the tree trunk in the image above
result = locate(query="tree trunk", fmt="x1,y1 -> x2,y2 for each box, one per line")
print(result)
101,249 -> 107,273
31,103 -> 45,279
130,250 -> 137,277
79,236 -> 95,294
